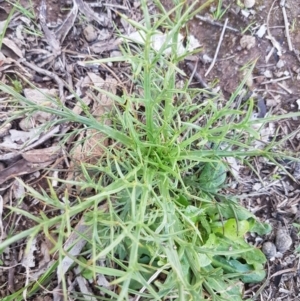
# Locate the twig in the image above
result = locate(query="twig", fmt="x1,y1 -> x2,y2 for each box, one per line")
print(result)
277,82 -> 292,94
280,0 -> 293,51
185,60 -> 209,89
270,267 -> 297,279
265,46 -> 274,63
261,75 -> 291,85
205,18 -> 228,77
21,60 -> 66,102
266,0 -> 282,57
195,14 -> 239,33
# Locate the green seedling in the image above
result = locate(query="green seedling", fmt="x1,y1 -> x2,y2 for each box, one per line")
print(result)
212,0 -> 230,20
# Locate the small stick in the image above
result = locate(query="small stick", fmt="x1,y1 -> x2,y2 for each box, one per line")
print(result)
266,0 -> 282,56
21,60 -> 66,102
265,46 -> 274,63
195,14 -> 239,33
185,60 -> 209,89
277,82 -> 292,94
261,75 -> 291,85
205,18 -> 228,77
280,0 -> 293,51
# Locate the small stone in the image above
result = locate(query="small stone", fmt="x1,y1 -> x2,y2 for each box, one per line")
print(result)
263,70 -> 273,78
262,241 -> 276,259
110,50 -> 122,58
240,35 -> 256,50
83,25 -> 98,42
241,9 -> 250,18
19,118 -> 34,131
275,228 -> 292,253
244,0 -> 255,8
256,24 -> 267,38
202,54 -> 212,63
0,122 -> 11,137
276,59 -> 285,69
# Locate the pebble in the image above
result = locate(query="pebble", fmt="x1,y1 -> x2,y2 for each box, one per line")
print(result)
0,122 -> 11,137
276,59 -> 285,69
275,228 -> 292,253
83,25 -> 98,42
262,241 -> 276,259
256,24 -> 267,38
19,118 -> 34,131
244,0 -> 255,8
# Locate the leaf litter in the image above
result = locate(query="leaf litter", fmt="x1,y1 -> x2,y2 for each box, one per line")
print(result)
0,0 -> 299,300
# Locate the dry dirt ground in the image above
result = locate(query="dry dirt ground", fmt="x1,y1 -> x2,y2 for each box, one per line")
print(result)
0,0 -> 300,300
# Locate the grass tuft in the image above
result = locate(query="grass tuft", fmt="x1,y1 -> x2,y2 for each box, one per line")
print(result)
0,0 -> 299,300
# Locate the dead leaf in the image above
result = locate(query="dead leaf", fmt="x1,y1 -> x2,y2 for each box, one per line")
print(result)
24,88 -> 58,103
0,20 -> 6,36
126,31 -> 201,56
72,76 -> 116,164
0,159 -> 54,185
12,179 -> 26,199
2,37 -> 23,58
57,219 -> 91,283
56,203 -> 108,285
89,39 -> 121,54
74,266 -> 97,301
0,128 -> 40,150
22,145 -> 62,163
23,88 -> 58,123
21,237 -> 38,268
0,122 -> 12,138
72,95 -> 91,115
0,51 -> 14,66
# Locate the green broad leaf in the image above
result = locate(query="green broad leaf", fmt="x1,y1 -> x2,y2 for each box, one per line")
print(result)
81,268 -> 93,280
198,215 -> 211,236
184,205 -> 205,223
78,257 -> 93,280
200,233 -> 267,265
242,247 -> 267,266
205,276 -> 244,299
203,232 -> 218,248
198,253 -> 212,267
176,194 -> 190,207
212,255 -> 266,283
248,218 -> 272,235
185,246 -> 212,269
129,269 -> 155,291
198,161 -> 227,191
212,219 -> 249,239
204,200 -> 255,221
218,234 -> 266,265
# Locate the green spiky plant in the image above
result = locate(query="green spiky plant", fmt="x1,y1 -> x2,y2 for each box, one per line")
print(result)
0,0 -> 300,300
